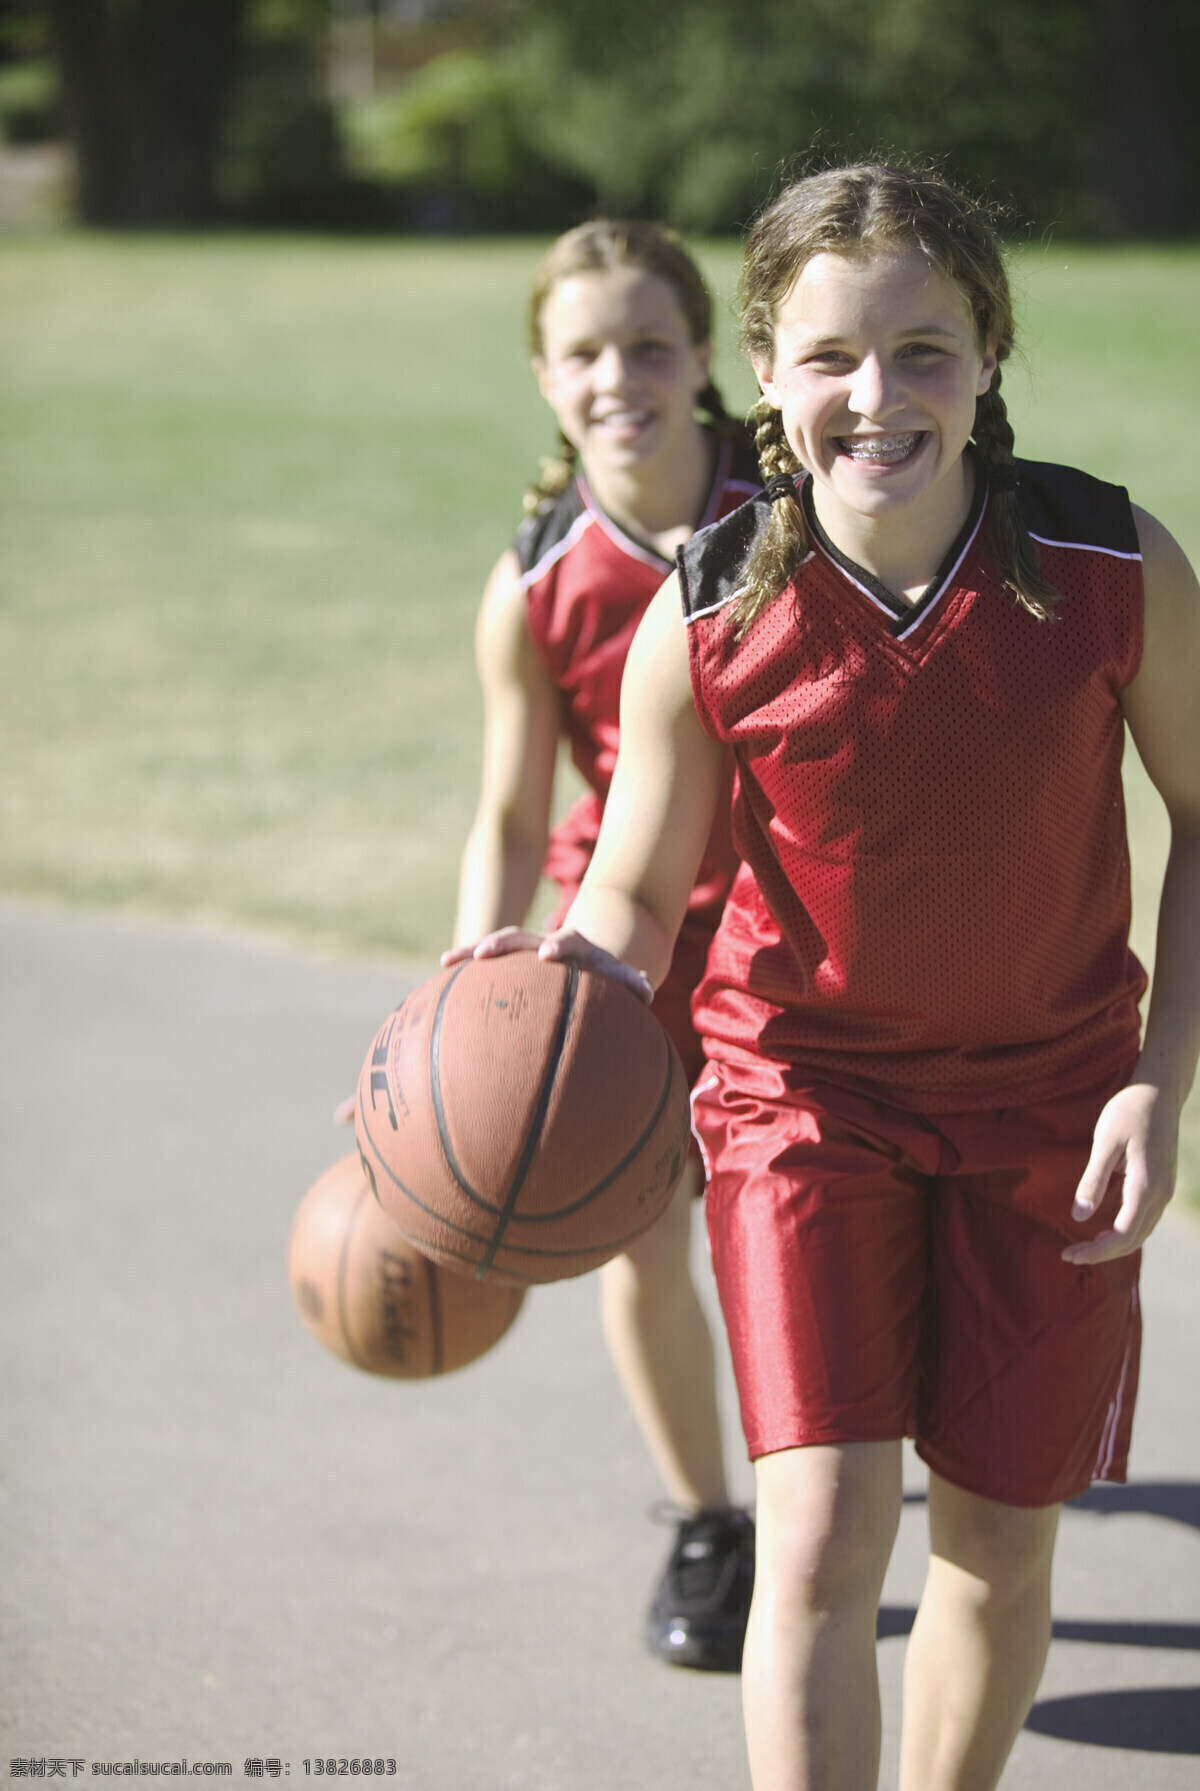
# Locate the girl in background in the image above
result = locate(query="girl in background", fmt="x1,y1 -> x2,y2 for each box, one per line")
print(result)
451,165 -> 1200,1787
453,220 -> 760,1670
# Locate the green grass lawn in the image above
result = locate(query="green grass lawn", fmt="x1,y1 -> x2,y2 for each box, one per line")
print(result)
1,231 -> 1197,1196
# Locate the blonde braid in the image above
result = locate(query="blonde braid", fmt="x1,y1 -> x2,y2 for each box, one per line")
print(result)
972,376 -> 1059,620
522,431 -> 579,517
732,399 -> 807,636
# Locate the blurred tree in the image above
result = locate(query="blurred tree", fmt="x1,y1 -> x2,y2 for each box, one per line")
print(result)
218,0 -> 366,225
0,0 -> 60,144
40,0 -> 394,228
341,40 -> 593,228
499,0 -> 1096,233
29,0 -> 1200,234
45,0 -> 249,223
1087,0 -> 1196,235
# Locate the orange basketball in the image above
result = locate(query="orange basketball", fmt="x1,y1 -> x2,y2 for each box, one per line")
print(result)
354,952 -> 691,1285
287,1153 -> 525,1377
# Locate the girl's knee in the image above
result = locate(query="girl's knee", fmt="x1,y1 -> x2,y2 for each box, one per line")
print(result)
928,1478 -> 1060,1604
756,1443 -> 903,1614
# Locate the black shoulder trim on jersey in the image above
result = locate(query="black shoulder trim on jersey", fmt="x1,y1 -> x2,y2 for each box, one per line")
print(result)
513,480 -> 587,578
1013,460 -> 1138,556
676,487 -> 775,621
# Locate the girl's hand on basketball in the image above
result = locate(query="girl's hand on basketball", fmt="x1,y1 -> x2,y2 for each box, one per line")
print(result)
1062,1081 -> 1178,1265
441,925 -> 545,966
333,1094 -> 356,1126
441,925 -> 655,1004
537,926 -> 656,1003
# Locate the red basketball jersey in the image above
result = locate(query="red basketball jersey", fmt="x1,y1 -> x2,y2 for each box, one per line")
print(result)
517,433 -> 759,910
680,461 -> 1147,1111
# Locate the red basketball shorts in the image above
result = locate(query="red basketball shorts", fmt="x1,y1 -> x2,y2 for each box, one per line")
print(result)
691,1058 -> 1142,1507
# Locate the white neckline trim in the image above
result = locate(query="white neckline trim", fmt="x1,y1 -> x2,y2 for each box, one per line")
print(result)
577,437 -> 745,572
576,473 -> 674,571
896,499 -> 986,639
810,497 -> 986,641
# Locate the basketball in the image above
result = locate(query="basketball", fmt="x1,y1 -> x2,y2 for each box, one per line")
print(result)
354,953 -> 691,1285
287,1153 -> 526,1376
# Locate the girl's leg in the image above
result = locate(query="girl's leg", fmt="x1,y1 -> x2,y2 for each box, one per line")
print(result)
899,1474 -> 1060,1791
743,1440 -> 903,1791
603,1156 -> 754,1670
598,1156 -> 729,1509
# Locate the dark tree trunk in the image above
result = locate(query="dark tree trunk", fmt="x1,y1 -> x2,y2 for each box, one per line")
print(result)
46,0 -> 249,225
1088,0 -> 1196,235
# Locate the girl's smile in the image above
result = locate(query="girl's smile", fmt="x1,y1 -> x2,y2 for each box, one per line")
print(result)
533,266 -> 712,476
754,248 -> 997,589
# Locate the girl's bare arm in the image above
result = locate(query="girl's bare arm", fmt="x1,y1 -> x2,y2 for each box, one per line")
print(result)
1065,509 -> 1200,1263
452,550 -> 561,947
452,573 -> 726,998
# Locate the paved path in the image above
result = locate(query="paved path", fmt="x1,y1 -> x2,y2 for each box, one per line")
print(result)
3,900 -> 1198,1788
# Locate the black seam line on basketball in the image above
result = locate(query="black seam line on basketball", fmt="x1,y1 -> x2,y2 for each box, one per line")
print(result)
356,990 -> 504,1227
355,976 -> 675,1272
359,1135 -> 514,1251
357,1112 -> 669,1265
423,1240 -> 535,1286
338,1188 -> 374,1371
355,1083 -> 391,1207
419,1251 -> 443,1375
498,1026 -> 681,1224
467,1203 -> 678,1263
500,1208 -> 676,1256
428,964 -> 484,1206
477,962 -> 581,1278
356,1046 -> 505,1249
426,970 -> 586,1225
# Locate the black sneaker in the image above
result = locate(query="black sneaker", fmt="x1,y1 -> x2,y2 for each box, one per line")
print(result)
645,1507 -> 755,1671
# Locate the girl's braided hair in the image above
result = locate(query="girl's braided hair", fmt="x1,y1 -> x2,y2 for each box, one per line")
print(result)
523,218 -> 742,516
734,162 -> 1059,634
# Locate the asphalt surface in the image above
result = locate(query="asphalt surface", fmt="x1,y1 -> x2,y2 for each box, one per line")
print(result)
3,898 -> 1198,1788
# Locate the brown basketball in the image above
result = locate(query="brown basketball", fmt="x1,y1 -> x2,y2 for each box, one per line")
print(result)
353,952 -> 691,1286
287,1153 -> 526,1376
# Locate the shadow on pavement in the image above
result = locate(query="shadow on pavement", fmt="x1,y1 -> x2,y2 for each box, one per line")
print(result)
881,1481 -> 1200,1756
879,1607 -> 1200,1653
1024,1686 -> 1200,1753
1067,1480 -> 1200,1533
902,1479 -> 1200,1533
